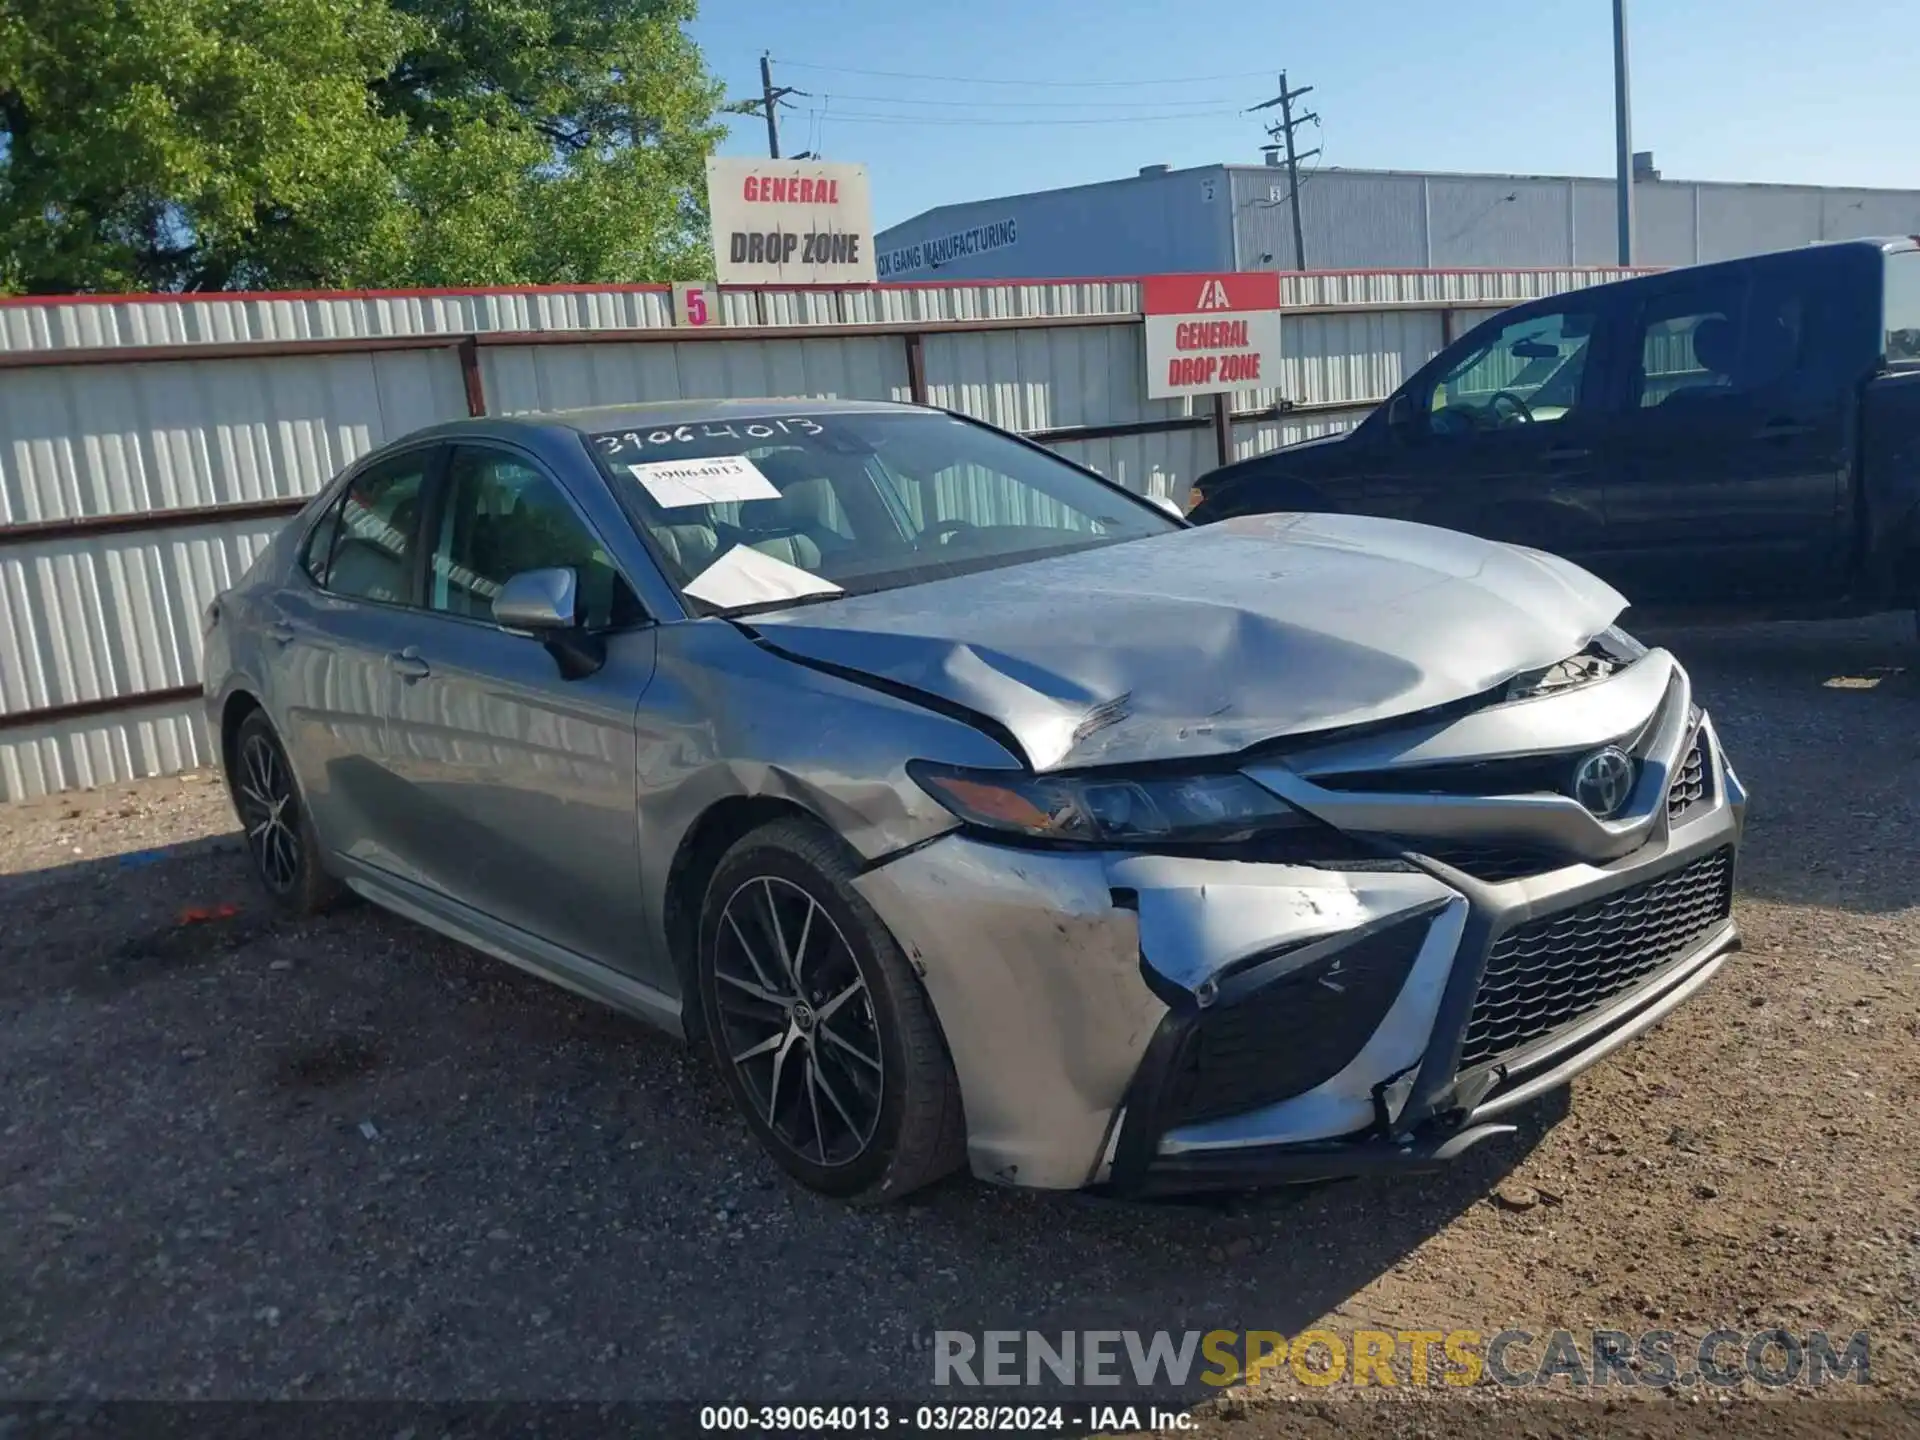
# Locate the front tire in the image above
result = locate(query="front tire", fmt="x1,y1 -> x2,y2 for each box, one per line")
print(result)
228,710 -> 343,917
696,817 -> 966,1203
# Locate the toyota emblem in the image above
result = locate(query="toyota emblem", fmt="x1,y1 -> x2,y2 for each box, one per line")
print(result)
1571,746 -> 1636,817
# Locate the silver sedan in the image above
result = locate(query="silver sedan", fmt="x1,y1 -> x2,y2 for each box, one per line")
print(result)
202,399 -> 1747,1202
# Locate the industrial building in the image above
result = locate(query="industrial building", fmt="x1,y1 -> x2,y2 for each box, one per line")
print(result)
874,159 -> 1920,280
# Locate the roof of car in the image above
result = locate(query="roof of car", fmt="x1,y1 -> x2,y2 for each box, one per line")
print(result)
526,396 -> 923,430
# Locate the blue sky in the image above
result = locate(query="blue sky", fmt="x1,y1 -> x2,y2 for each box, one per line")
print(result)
692,0 -> 1920,231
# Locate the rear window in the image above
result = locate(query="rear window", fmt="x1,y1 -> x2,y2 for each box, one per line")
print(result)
1888,251 -> 1920,364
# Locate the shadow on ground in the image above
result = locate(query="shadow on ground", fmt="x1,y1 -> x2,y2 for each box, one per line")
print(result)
0,830 -> 1552,1404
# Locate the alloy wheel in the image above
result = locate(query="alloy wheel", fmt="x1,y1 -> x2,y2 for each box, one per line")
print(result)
234,732 -> 302,893
710,875 -> 884,1168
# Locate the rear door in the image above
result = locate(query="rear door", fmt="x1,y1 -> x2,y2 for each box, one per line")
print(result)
262,446 -> 437,871
1598,253 -> 1853,606
1363,295 -> 1619,573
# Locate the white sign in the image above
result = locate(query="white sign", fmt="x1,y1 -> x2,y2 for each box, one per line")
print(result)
706,157 -> 876,287
672,280 -> 718,327
683,545 -> 844,610
1143,272 -> 1284,400
627,455 -> 779,509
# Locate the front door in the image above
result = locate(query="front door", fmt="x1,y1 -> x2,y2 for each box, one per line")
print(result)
378,442 -> 656,979
1598,257 -> 1853,606
1365,298 -> 1618,577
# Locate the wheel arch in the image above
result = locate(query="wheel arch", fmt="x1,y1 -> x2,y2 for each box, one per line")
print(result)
663,794 -> 824,1043
218,688 -> 264,776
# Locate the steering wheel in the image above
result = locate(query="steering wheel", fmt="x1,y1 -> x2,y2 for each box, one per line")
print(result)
1487,390 -> 1536,425
926,518 -> 979,545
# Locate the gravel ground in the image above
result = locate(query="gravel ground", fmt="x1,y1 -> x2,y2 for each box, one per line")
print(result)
2,616 -> 1918,1435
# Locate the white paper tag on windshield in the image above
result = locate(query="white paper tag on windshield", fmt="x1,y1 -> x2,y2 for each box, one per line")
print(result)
682,544 -> 844,610
627,454 -> 780,509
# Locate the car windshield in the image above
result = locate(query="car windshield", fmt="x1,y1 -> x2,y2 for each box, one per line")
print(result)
585,410 -> 1179,615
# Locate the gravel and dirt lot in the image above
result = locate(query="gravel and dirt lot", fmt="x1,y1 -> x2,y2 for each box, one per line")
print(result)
3,617 -> 1918,1437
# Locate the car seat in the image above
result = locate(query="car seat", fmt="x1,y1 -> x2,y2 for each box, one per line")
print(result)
728,451 -> 848,569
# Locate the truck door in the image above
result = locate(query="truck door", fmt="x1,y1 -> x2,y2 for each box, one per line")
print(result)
1599,255 -> 1853,607
1365,296 -> 1619,576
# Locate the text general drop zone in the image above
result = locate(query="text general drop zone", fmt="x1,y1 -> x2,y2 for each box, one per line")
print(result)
1166,319 -> 1265,386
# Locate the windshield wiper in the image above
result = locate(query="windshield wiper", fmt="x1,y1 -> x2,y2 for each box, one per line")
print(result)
714,589 -> 856,619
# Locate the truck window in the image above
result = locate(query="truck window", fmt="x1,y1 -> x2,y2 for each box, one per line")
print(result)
1426,308 -> 1597,434
1888,251 -> 1920,364
1629,271 -> 1821,409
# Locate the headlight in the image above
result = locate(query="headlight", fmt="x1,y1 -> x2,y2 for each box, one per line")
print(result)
1597,623 -> 1648,661
908,762 -> 1307,845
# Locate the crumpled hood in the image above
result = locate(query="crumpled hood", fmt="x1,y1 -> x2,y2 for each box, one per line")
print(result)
748,512 -> 1627,771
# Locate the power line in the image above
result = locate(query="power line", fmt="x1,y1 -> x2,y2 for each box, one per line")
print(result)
798,91 -> 1249,110
793,109 -> 1247,127
774,58 -> 1279,87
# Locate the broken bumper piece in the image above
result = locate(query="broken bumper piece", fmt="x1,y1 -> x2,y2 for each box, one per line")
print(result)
853,712 -> 1746,1197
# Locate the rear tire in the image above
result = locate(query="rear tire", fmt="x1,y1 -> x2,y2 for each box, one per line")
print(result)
228,710 -> 343,918
696,817 -> 967,1203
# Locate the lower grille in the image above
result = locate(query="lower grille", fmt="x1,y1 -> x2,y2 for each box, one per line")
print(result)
1458,847 -> 1734,1070
1666,731 -> 1711,825
1411,839 -> 1568,883
1162,915 -> 1431,1126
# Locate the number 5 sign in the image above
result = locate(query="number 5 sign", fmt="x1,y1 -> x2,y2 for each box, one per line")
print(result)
672,281 -> 720,327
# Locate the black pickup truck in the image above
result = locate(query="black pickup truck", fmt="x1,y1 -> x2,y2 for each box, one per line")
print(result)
1187,237 -> 1920,617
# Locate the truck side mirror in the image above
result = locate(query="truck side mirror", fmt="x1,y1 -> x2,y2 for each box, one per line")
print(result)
1386,392 -> 1418,436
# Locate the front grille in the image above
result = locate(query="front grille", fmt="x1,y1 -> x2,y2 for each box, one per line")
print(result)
1665,731 -> 1711,825
1409,839 -> 1568,883
1457,847 -> 1734,1070
1162,915 -> 1431,1127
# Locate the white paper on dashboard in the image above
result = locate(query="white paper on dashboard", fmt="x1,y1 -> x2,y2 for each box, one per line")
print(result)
682,544 -> 845,609
627,454 -> 780,508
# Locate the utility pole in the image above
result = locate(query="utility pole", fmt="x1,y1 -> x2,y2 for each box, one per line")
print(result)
1612,0 -> 1635,265
757,53 -> 797,159
1252,72 -> 1320,270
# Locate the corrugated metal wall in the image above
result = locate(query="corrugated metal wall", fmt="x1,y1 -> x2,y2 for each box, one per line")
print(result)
0,266 -> 1621,800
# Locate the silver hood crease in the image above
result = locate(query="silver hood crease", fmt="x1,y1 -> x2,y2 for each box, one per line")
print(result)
746,513 -> 1628,771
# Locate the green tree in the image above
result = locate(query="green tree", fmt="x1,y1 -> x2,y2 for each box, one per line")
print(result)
0,0 -> 727,293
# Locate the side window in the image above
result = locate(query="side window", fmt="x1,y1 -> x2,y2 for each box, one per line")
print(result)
1428,308 -> 1598,434
430,447 -> 638,630
1885,251 -> 1920,363
1632,279 -> 1750,409
323,455 -> 429,604
299,501 -> 342,586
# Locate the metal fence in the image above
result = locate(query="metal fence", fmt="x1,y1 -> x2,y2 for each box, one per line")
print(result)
0,265 -> 1643,800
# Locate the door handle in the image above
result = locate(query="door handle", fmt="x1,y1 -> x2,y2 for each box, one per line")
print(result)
265,621 -> 295,645
388,648 -> 431,682
1543,446 -> 1592,462
1752,420 -> 1815,440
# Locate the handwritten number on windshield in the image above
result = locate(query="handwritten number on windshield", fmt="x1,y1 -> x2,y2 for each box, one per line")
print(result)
592,417 -> 825,460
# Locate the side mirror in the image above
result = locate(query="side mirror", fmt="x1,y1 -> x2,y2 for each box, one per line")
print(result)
493,567 -> 580,633
1386,392 -> 1418,434
494,567 -> 606,680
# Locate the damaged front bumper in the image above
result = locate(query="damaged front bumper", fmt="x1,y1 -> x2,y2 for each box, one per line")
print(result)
852,651 -> 1748,1196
